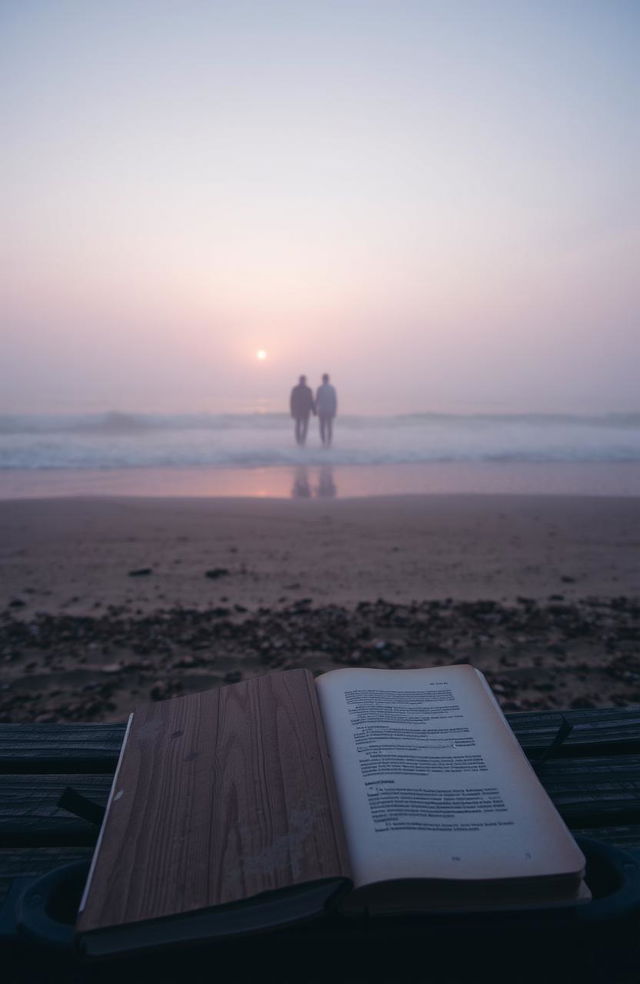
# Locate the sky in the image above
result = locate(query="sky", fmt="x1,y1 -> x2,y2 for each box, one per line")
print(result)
1,0 -> 639,416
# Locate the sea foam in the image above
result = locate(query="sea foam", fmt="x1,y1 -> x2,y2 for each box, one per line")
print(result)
0,412 -> 638,470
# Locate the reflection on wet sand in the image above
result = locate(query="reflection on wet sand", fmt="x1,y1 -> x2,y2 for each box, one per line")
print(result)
292,466 -> 312,498
316,464 -> 336,498
291,465 -> 337,499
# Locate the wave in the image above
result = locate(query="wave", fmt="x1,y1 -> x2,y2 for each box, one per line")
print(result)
0,409 -> 639,470
0,411 -> 292,436
3,452 -> 639,471
1,410 -> 639,437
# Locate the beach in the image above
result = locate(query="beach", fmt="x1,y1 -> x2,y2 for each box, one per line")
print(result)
1,492 -> 638,723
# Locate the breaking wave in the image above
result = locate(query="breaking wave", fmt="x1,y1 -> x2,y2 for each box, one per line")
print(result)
0,411 -> 638,470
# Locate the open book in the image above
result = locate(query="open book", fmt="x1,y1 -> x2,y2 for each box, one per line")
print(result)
76,666 -> 588,956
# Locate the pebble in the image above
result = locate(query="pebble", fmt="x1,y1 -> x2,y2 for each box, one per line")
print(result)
0,595 -> 637,723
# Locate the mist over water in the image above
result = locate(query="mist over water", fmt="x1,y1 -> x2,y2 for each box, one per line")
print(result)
1,411 -> 638,471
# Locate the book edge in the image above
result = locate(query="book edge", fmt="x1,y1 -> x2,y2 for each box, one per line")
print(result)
471,666 -> 586,874
78,711 -> 135,916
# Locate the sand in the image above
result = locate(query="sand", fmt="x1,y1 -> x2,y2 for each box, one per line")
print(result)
1,493 -> 638,722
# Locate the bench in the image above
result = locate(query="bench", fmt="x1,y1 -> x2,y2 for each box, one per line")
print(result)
2,707 -> 640,981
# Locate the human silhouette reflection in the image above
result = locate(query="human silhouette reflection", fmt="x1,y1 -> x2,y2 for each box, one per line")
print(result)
290,465 -> 338,499
316,464 -> 336,498
291,465 -> 311,498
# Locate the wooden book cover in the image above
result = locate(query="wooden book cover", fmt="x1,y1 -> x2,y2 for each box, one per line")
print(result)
77,669 -> 351,940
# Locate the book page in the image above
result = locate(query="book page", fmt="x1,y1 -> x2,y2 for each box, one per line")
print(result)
315,666 -> 584,890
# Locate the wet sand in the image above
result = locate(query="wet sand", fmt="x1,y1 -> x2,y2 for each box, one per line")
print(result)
1,494 -> 638,722
3,460 -> 640,500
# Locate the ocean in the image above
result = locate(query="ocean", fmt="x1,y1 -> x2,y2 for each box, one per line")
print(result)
1,411 -> 639,498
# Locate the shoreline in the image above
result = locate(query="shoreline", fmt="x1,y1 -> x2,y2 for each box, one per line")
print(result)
2,460 -> 640,500
1,492 -> 637,723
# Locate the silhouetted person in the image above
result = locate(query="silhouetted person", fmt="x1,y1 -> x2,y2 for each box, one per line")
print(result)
290,374 -> 315,446
315,373 -> 337,447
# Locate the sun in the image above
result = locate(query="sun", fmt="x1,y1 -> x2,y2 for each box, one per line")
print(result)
256,349 -> 268,361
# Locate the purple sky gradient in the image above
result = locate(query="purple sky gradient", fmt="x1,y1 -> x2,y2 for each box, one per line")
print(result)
1,1 -> 638,414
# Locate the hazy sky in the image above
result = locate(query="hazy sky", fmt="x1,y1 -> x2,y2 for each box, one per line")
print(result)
1,1 -> 638,415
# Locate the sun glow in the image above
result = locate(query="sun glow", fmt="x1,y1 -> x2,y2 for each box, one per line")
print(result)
256,349 -> 267,361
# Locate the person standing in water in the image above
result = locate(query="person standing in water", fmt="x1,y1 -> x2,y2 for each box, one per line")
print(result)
289,374 -> 315,446
315,373 -> 337,447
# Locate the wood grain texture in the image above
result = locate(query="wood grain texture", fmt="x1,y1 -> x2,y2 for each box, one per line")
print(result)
571,825 -> 640,852
0,724 -> 124,773
0,774 -> 109,845
3,706 -> 640,773
539,755 -> 640,827
4,757 -> 640,847
0,846 -> 92,879
76,670 -> 350,933
509,707 -> 640,756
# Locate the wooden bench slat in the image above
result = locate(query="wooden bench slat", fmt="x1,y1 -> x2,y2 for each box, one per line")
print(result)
531,756 -> 640,830
0,775 -> 108,846
571,825 -> 640,854
509,707 -> 640,755
1,708 -> 639,773
0,845 -> 92,880
0,724 -> 125,773
3,758 -> 640,846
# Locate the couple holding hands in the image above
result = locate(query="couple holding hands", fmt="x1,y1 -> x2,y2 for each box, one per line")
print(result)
290,373 -> 338,447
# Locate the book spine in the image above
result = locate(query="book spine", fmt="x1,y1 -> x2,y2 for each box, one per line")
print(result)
78,712 -> 134,914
